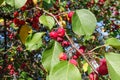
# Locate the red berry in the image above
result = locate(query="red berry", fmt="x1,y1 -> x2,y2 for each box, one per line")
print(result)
7,64 -> 13,70
57,37 -> 63,42
14,11 -> 19,17
9,69 -> 15,75
21,5 -> 26,11
20,63 -> 26,69
99,0 -> 105,3
32,23 -> 39,30
49,31 -> 58,40
89,72 -> 98,80
57,28 -> 65,37
61,41 -> 70,47
20,20 -> 25,25
13,18 -> 19,25
69,59 -> 78,66
0,66 -> 2,69
59,52 -> 67,61
97,58 -> 108,75
72,55 -> 78,60
33,16 -> 39,23
76,46 -> 86,56
68,11 -> 74,19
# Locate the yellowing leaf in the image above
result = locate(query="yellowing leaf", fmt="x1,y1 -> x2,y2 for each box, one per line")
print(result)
83,63 -> 88,72
19,24 -> 32,44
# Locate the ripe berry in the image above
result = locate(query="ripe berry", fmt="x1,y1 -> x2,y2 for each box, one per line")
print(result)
57,28 -> 65,37
68,11 -> 74,19
59,52 -> 67,61
32,23 -> 39,30
13,18 -> 19,25
89,72 -> 98,80
49,31 -> 58,40
97,58 -> 108,75
19,20 -> 25,25
0,66 -> 2,69
76,46 -> 86,56
57,37 -> 63,42
21,5 -> 26,11
99,0 -> 105,3
61,41 -> 70,47
72,55 -> 78,60
9,69 -> 15,75
7,64 -> 13,70
14,11 -> 19,17
69,59 -> 78,66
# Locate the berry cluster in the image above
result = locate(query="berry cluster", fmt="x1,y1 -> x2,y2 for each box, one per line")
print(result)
49,27 -> 70,47
7,64 -> 18,76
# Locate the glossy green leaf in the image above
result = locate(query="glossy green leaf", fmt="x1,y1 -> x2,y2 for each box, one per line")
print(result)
5,0 -> 27,8
25,32 -> 45,51
105,52 -> 120,80
0,0 -> 4,5
39,14 -> 55,30
42,41 -> 63,72
105,38 -> 120,49
72,9 -> 97,36
49,61 -> 81,80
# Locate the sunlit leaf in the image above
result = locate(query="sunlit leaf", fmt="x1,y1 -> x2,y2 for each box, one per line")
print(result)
49,61 -> 81,80
39,14 -> 55,30
25,32 -> 45,51
105,38 -> 120,49
5,0 -> 27,8
42,41 -> 63,72
105,52 -> 120,80
72,9 -> 97,36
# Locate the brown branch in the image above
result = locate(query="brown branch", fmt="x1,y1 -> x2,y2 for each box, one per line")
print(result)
36,7 -> 99,74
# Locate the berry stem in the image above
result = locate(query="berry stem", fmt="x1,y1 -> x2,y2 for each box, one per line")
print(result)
36,7 -> 99,75
89,45 -> 106,52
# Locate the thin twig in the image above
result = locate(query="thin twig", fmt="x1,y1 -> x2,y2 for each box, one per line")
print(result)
89,45 -> 106,52
36,7 -> 99,74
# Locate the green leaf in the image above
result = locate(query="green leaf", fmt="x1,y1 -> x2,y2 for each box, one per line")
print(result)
0,0 -> 4,5
95,0 -> 99,3
20,71 -> 27,78
39,14 -> 55,30
105,38 -> 120,49
72,9 -> 97,36
5,0 -> 27,8
42,41 -> 63,72
43,0 -> 56,10
25,32 -> 45,51
49,61 -> 81,80
105,52 -> 120,80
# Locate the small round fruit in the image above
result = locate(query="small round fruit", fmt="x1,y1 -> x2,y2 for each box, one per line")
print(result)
76,46 -> 86,56
61,41 -> 70,47
69,59 -> 78,66
14,11 -> 19,17
49,31 -> 58,40
57,37 -> 63,42
57,28 -> 65,37
97,58 -> 108,75
68,11 -> 74,19
59,52 -> 67,61
89,72 -> 98,80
